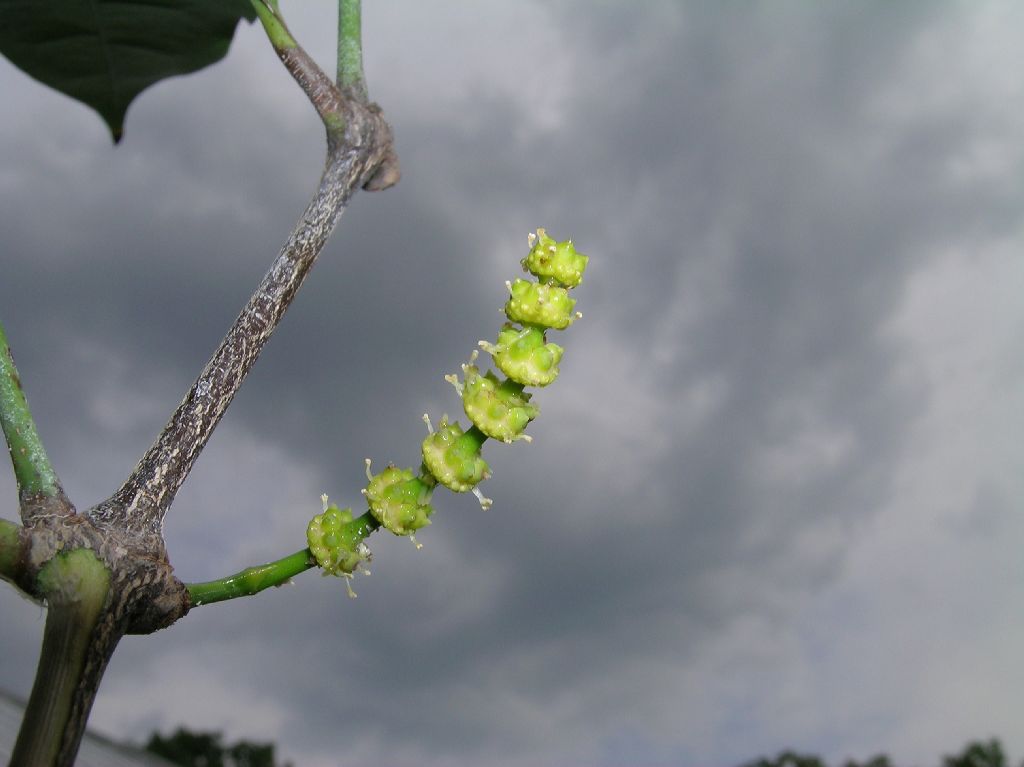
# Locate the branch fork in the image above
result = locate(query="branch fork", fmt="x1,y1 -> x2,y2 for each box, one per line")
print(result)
1,2 -> 398,763
86,0 -> 398,546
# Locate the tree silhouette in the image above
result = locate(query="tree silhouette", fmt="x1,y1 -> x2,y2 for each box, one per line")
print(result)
146,727 -> 290,767
738,739 -> 1020,767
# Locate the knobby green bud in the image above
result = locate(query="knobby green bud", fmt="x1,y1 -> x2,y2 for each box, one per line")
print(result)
479,323 -> 564,387
504,279 -> 579,330
362,461 -> 434,540
446,353 -> 539,444
307,496 -> 372,596
421,415 -> 491,493
522,228 -> 589,288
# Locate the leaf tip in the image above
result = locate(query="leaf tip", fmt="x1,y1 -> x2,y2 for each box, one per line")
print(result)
103,115 -> 125,145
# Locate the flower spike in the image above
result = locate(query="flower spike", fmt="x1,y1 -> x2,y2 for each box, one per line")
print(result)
306,229 -> 586,595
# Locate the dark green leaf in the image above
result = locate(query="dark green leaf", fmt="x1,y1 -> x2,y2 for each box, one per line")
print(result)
0,0 -> 256,142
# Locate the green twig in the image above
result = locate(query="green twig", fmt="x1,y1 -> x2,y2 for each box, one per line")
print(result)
187,511 -> 379,606
186,549 -> 314,607
249,0 -> 349,139
12,549 -> 112,766
0,320 -> 64,502
249,0 -> 297,51
0,516 -> 22,582
337,0 -> 367,100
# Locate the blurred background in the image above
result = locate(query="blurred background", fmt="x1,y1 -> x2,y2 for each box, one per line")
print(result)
1,2 -> 1022,766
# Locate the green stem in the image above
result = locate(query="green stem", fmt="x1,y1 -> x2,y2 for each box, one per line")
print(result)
0,516 -> 21,582
347,509 -> 381,545
186,549 -> 314,607
464,424 -> 489,451
337,0 -> 367,99
248,0 -> 350,139
0,319 -> 63,500
187,511 -> 380,606
12,549 -> 111,767
249,0 -> 297,50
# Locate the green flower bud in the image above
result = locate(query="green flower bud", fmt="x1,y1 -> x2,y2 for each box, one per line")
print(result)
446,353 -> 539,443
363,462 -> 434,538
421,415 -> 491,493
522,228 -> 589,288
504,278 -> 579,330
307,498 -> 372,581
479,323 -> 564,387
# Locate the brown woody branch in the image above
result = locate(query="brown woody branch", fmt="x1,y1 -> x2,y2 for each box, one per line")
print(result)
86,31 -> 398,544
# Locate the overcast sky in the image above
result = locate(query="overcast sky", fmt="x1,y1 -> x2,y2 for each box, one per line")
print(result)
2,2 -> 1023,766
